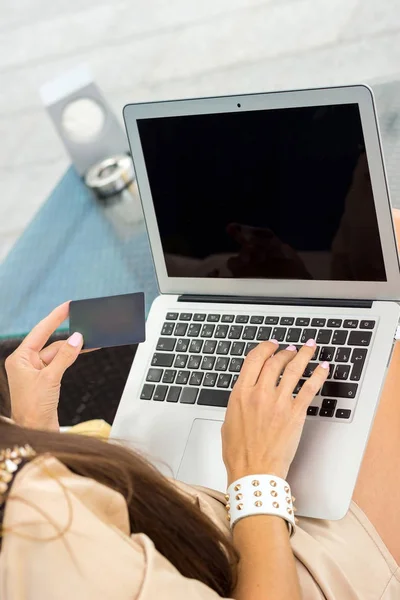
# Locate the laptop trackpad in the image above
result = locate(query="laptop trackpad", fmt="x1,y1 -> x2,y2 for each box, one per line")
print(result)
177,419 -> 227,492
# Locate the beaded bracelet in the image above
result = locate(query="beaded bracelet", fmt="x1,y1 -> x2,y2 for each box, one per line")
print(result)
225,474 -> 297,536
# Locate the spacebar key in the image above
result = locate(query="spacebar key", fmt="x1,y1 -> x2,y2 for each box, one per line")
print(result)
198,389 -> 231,407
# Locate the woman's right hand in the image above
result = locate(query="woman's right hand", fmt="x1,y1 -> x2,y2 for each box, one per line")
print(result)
222,339 -> 329,484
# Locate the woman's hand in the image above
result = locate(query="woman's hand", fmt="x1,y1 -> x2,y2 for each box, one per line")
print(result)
222,339 -> 329,483
5,302 -> 84,431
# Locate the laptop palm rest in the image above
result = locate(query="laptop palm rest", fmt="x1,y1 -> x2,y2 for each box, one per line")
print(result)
177,419 -> 227,492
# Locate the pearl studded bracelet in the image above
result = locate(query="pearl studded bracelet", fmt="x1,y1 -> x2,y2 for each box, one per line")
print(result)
225,474 -> 297,537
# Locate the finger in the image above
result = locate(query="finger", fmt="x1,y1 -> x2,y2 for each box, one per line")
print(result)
294,362 -> 329,411
46,332 -> 84,380
20,302 -> 70,353
278,339 -> 318,396
40,342 -> 100,365
256,344 -> 298,389
236,340 -> 279,387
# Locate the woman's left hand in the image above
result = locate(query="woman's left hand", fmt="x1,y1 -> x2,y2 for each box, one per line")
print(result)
5,302 -> 86,431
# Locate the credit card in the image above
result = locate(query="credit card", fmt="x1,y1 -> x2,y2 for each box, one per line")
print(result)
69,292 -> 146,349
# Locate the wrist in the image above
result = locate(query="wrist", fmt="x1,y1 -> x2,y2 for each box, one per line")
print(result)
12,408 -> 59,431
227,464 -> 289,485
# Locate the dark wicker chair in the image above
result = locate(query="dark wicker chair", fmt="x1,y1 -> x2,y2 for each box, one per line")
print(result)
0,333 -> 137,426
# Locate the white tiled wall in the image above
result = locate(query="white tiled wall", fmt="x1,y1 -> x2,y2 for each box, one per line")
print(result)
1,0 -> 400,261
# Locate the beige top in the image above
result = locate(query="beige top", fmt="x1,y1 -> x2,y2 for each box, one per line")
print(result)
1,456 -> 399,599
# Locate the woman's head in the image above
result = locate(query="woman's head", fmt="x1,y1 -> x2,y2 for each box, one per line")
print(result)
0,419 -> 237,596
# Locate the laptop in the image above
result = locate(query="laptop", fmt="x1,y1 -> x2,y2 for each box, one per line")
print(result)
111,85 -> 400,520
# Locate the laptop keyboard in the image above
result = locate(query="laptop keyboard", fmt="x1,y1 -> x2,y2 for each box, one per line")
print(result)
141,311 -> 376,422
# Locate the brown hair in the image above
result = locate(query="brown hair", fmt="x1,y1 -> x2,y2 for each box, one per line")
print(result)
0,419 -> 237,596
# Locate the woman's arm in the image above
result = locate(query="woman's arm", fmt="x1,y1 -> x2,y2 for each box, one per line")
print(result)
222,340 -> 329,600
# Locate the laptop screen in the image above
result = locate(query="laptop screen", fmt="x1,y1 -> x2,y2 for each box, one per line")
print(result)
137,104 -> 386,282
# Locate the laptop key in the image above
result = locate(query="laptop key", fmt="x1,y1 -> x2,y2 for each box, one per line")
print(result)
215,325 -> 229,338
217,373 -> 232,388
307,406 -> 318,416
301,329 -> 317,343
207,314 -> 220,322
188,355 -> 201,369
232,374 -> 239,387
236,315 -> 249,323
161,322 -> 174,336
265,316 -> 279,325
193,313 -> 206,321
179,313 -> 192,321
286,328 -> 301,343
311,318 -> 326,327
156,337 -> 176,351
334,365 -> 351,380
243,326 -> 257,340
174,354 -> 188,368
187,323 -> 201,337
350,351 -> 367,381
343,319 -> 358,329
152,353 -> 174,367
257,326 -> 272,341
201,356 -> 216,370
203,340 -> 217,353
336,347 -> 350,362
320,346 -> 335,362
348,331 -> 372,346
221,314 -> 234,323
180,387 -> 198,404
319,408 -> 334,417
321,381 -> 358,398
295,318 -> 310,327
175,323 -> 188,336
303,362 -> 318,377
176,370 -> 190,385
201,324 -> 215,338
294,379 -> 306,394
250,316 -> 264,324
231,342 -> 245,356
271,327 -> 286,342
322,398 -> 337,410
332,330 -> 348,345
154,385 -> 168,401
336,408 -> 351,419
316,329 -> 333,344
176,338 -> 190,352
327,319 -> 342,328
189,339 -> 203,353
312,345 -> 320,360
228,325 -> 243,339
146,368 -> 163,382
166,386 -> 181,403
216,341 -> 231,355
140,384 -> 155,400
360,320 -> 375,329
197,388 -> 230,407
203,372 -> 218,387
245,342 -> 258,355
216,357 -> 229,371
229,358 -> 244,372
162,369 -> 177,384
189,371 -> 204,386
280,317 -> 294,325
166,312 -> 178,320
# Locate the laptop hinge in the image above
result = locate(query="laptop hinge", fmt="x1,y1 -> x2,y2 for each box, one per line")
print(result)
178,295 -> 373,309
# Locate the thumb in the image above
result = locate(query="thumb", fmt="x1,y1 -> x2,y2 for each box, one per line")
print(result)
47,332 -> 84,380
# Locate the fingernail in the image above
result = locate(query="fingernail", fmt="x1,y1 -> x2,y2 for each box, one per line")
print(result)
305,339 -> 316,347
270,339 -> 279,345
321,361 -> 330,369
286,345 -> 297,352
67,332 -> 83,347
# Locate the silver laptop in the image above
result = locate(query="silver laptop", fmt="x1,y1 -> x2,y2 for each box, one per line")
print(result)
111,85 -> 400,520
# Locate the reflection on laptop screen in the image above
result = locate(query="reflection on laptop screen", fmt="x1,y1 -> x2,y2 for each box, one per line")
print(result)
137,104 -> 386,282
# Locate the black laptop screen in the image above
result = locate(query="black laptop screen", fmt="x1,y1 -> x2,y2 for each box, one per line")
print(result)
137,104 -> 386,281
